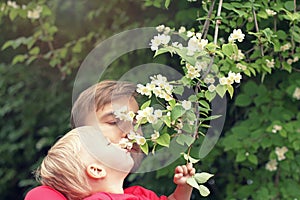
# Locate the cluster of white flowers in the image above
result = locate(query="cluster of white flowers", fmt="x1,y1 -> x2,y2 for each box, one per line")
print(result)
272,124 -> 282,133
228,29 -> 245,43
280,43 -> 291,51
137,74 -> 173,101
236,63 -> 247,71
275,146 -> 288,161
135,107 -> 163,124
293,87 -> 300,100
156,24 -> 171,35
150,34 -> 171,51
265,159 -> 278,171
7,1 -> 19,9
266,9 -> 277,16
187,33 -> 208,56
230,50 -> 245,61
27,5 -> 43,19
219,71 -> 242,85
287,56 -> 299,65
114,106 -> 135,122
178,26 -> 186,34
204,75 -> 216,92
266,59 -> 275,68
119,131 -> 147,149
185,61 -> 208,79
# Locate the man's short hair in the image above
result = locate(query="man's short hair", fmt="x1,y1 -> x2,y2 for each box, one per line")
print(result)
70,80 -> 137,128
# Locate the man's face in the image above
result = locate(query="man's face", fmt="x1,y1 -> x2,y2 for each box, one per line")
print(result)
86,96 -> 144,171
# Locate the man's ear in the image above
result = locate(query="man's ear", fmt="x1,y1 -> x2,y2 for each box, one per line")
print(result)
86,164 -> 107,179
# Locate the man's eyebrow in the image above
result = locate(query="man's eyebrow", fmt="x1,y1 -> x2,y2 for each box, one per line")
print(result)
99,112 -> 115,119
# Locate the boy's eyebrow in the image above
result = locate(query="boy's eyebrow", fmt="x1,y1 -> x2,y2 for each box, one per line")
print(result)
99,112 -> 115,119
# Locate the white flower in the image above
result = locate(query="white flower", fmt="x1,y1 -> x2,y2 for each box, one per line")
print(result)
150,34 -> 171,51
228,29 -> 245,43
182,100 -> 192,110
172,42 -> 183,49
156,25 -> 165,32
236,63 -> 247,71
154,109 -> 163,118
151,131 -> 160,140
186,63 -> 201,79
208,84 -> 216,92
265,159 -> 278,171
293,56 -> 299,62
136,84 -> 152,97
135,135 -> 146,145
147,114 -> 158,124
272,125 -> 282,133
266,59 -> 275,68
119,138 -> 130,149
127,131 -> 137,140
234,72 -> 242,83
266,9 -> 277,16
178,26 -> 186,34
7,1 -> 19,9
186,31 -> 195,37
293,87 -> 300,100
219,77 -> 227,85
114,106 -> 133,122
27,6 -> 43,19
280,43 -> 291,51
231,50 -> 245,61
164,27 -> 171,35
275,146 -> 288,161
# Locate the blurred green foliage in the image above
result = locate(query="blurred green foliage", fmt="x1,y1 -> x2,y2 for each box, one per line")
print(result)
0,0 -> 300,199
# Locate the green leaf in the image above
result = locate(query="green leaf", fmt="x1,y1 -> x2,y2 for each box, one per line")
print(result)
173,85 -> 184,95
202,115 -> 222,121
141,100 -> 151,110
72,42 -> 82,53
198,185 -> 210,197
215,84 -> 226,97
194,172 -> 214,184
161,115 -> 171,127
236,151 -> 246,162
235,94 -> 251,107
188,95 -> 198,102
171,105 -> 186,122
227,84 -> 234,98
156,134 -> 170,147
176,134 -> 195,146
29,47 -> 40,55
1,40 -> 13,50
205,90 -> 216,102
164,0 -> 171,8
154,47 -> 171,57
140,142 -> 149,155
187,177 -> 199,189
222,43 -> 238,58
12,55 -> 27,65
248,154 -> 258,165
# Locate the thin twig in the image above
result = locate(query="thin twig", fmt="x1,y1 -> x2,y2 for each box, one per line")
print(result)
202,0 -> 216,39
252,5 -> 264,57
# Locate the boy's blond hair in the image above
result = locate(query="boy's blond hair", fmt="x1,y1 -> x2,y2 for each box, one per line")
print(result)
70,80 -> 137,128
35,130 -> 92,200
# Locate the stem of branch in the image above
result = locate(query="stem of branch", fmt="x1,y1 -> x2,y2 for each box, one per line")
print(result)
202,0 -> 216,39
252,6 -> 264,57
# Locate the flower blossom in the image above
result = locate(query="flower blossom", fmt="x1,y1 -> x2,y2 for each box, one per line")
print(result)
187,36 -> 208,56
236,63 -> 247,71
228,29 -> 245,43
293,87 -> 300,100
27,6 -> 43,19
230,50 -> 245,61
265,159 -> 278,171
150,34 -> 171,51
275,146 -> 288,161
114,106 -> 135,122
119,138 -> 133,150
7,1 -> 19,9
186,63 -> 201,79
266,59 -> 275,68
272,125 -> 282,133
280,43 -> 291,51
219,71 -> 242,85
178,26 -> 186,34
151,131 -> 160,141
182,100 -> 192,110
266,9 -> 277,16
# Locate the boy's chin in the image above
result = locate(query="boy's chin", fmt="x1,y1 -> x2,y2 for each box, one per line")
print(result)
129,146 -> 145,173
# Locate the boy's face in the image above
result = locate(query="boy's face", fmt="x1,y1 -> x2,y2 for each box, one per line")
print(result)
95,96 -> 140,143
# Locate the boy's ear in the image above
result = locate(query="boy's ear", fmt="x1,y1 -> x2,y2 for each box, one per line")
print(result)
86,164 -> 107,179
